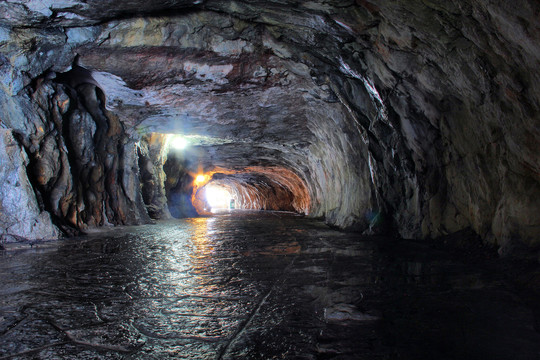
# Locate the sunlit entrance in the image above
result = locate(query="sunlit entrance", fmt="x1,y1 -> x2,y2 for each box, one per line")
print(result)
205,184 -> 233,212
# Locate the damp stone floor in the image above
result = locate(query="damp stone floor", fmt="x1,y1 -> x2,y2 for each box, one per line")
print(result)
1,211 -> 539,359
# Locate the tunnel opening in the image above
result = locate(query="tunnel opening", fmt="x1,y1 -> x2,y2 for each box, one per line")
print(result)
137,133 -> 312,219
191,169 -> 311,216
204,184 -> 233,212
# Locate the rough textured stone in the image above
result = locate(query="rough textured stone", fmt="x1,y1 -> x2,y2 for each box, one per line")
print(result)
137,133 -> 171,219
0,128 -> 58,242
0,0 -> 538,255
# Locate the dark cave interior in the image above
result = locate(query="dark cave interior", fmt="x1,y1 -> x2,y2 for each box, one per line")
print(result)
1,2 -> 540,359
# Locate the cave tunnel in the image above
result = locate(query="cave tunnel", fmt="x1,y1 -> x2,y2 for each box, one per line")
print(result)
0,1 -> 540,358
137,132 -> 311,218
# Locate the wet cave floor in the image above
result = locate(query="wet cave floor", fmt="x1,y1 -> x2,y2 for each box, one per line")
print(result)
1,211 -> 539,359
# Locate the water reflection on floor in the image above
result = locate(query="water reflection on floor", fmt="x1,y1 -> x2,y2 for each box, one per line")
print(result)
0,212 -> 539,359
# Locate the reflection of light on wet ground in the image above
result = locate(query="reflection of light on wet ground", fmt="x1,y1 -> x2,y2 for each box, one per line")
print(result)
186,217 -> 210,250
243,241 -> 301,256
0,212 -> 539,359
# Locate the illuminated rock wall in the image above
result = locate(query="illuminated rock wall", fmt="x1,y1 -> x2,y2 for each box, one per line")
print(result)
192,167 -> 310,214
0,1 -> 539,255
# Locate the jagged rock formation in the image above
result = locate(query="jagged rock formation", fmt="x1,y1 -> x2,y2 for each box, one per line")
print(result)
0,0 -> 539,255
138,133 -> 171,219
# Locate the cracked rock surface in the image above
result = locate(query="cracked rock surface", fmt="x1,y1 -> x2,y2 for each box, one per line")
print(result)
0,0 -> 539,254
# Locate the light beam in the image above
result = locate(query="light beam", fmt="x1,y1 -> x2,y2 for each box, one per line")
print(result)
171,136 -> 188,150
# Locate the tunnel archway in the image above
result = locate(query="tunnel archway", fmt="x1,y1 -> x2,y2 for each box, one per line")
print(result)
0,0 -> 538,255
203,183 -> 233,211
191,167 -> 311,215
136,133 -> 312,219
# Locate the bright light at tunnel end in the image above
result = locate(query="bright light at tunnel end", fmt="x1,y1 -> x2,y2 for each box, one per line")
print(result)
205,185 -> 233,212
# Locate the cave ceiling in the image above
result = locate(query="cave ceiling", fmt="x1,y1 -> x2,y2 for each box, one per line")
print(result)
2,1 -> 362,171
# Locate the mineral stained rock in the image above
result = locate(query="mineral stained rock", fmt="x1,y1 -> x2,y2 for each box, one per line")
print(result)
0,0 -> 538,254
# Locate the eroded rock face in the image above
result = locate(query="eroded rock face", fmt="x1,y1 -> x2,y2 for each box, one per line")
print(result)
138,133 -> 171,219
0,1 -> 539,254
0,129 -> 58,242
0,67 -> 150,239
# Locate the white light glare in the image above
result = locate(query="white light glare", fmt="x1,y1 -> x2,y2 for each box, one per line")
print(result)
205,186 -> 232,211
171,136 -> 188,150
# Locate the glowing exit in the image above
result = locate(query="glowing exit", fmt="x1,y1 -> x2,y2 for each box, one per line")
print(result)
205,185 -> 233,211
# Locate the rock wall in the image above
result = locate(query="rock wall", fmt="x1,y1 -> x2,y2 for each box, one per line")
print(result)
202,0 -> 540,250
0,128 -> 58,243
0,66 -> 150,240
138,133 -> 171,219
29,78 -> 150,230
339,0 -> 540,251
0,1 -> 538,254
163,149 -> 199,219
302,100 -> 379,230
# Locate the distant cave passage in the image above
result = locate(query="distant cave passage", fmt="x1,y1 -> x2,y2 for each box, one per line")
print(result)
136,133 -> 311,219
192,169 -> 311,215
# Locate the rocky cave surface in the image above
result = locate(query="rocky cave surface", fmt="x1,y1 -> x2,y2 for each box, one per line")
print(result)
0,0 -> 539,256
